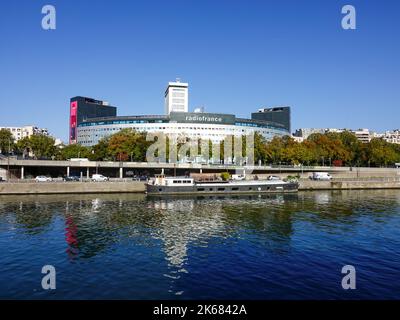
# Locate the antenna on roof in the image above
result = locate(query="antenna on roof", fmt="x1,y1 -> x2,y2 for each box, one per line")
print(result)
176,77 -> 181,83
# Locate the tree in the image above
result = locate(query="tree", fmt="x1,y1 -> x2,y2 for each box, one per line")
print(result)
59,144 -> 91,160
338,131 -> 361,165
298,140 -> 317,165
264,136 -> 284,164
253,132 -> 268,164
368,138 -> 399,167
0,129 -> 14,154
89,137 -> 110,161
15,136 -> 31,158
29,134 -> 56,159
107,128 -> 150,162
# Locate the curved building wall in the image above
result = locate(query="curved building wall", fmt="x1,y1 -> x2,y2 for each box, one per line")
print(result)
77,120 -> 289,146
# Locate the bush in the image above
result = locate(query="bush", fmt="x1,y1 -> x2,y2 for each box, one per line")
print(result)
220,172 -> 230,181
286,174 -> 299,182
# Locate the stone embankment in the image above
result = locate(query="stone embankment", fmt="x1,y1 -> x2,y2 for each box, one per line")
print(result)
0,181 -> 146,195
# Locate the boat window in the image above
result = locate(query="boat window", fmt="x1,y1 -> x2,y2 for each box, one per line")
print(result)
197,188 -> 205,191
217,188 -> 225,191
248,187 -> 252,190
232,187 -> 239,191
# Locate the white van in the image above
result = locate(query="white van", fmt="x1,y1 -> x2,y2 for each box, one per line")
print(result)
231,174 -> 245,181
92,174 -> 109,182
311,172 -> 332,181
69,158 -> 89,162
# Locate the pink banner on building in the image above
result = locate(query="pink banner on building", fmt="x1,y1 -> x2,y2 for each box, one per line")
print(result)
70,101 -> 78,143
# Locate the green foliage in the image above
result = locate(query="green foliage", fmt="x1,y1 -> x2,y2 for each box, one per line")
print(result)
253,132 -> 268,164
58,144 -> 91,160
107,128 -> 150,162
220,172 -> 230,181
286,174 -> 300,182
5,127 -> 400,168
89,137 -> 110,161
259,132 -> 400,167
0,129 -> 15,154
28,134 -> 56,159
367,138 -> 400,166
15,136 -> 31,155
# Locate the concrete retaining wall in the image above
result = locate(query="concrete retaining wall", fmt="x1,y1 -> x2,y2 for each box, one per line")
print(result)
1,180 -> 400,195
299,180 -> 400,190
255,170 -> 400,180
0,181 -> 146,195
0,168 -> 6,180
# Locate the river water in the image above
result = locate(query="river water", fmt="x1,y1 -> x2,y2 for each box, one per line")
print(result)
0,190 -> 399,299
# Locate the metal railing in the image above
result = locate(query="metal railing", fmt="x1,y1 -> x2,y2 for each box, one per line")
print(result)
299,177 -> 400,182
331,177 -> 400,182
0,177 -> 148,183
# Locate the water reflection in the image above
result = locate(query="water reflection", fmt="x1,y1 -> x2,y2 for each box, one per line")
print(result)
1,190 -> 400,298
147,197 -> 227,268
0,191 -> 399,263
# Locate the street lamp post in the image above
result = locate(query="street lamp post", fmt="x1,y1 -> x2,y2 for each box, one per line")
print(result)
7,137 -> 11,181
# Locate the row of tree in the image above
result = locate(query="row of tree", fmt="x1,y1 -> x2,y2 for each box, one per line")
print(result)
255,131 -> 400,167
59,129 -> 151,161
2,127 -> 400,167
0,129 -> 57,159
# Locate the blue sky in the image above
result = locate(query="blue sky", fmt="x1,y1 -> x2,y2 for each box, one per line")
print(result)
0,0 -> 399,142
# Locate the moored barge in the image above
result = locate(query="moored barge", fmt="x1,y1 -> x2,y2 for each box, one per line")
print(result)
146,175 -> 298,195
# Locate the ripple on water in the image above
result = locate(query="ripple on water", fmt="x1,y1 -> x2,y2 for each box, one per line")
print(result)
0,190 -> 400,299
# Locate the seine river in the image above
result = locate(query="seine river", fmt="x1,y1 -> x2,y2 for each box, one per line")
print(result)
1,190 -> 399,299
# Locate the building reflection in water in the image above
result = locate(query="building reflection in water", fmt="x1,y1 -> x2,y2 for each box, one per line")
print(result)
147,198 -> 226,269
65,215 -> 79,259
2,190 -> 400,289
313,192 -> 331,205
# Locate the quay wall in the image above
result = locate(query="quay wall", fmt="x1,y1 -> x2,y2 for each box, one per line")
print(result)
2,179 -> 400,195
0,181 -> 146,195
299,179 -> 400,190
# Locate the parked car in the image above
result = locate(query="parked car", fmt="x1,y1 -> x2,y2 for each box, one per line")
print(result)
267,175 -> 281,181
310,172 -> 332,181
35,176 -> 52,182
92,174 -> 109,182
0,177 -> 4,182
132,175 -> 148,181
63,175 -> 80,182
231,174 -> 245,181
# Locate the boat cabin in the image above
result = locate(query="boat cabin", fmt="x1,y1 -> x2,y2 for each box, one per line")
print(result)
149,175 -> 194,186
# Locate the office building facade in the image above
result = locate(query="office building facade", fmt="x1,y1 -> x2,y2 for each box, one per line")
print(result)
77,112 -> 289,146
252,107 -> 291,133
0,125 -> 49,142
75,80 -> 290,146
69,96 -> 117,144
164,79 -> 188,114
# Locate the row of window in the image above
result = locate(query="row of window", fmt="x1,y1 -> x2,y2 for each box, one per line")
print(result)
79,121 -> 286,132
172,180 -> 192,184
79,125 -> 283,133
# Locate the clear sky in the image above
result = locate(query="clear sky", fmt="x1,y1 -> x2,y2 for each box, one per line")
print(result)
0,0 -> 399,142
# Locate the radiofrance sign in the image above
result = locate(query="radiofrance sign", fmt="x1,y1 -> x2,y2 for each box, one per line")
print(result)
169,112 -> 236,125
